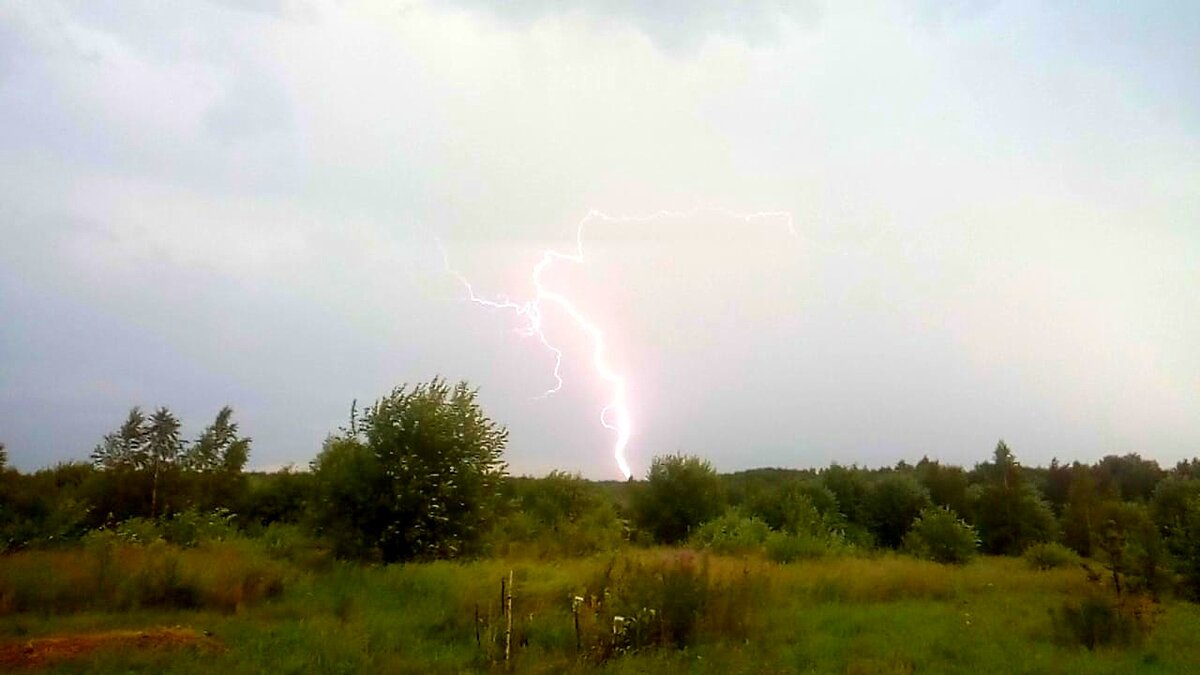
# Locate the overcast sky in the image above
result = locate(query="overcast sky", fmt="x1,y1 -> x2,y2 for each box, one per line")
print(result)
1,1 -> 1197,478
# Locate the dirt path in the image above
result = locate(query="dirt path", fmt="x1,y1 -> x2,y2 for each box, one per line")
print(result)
0,626 -> 221,670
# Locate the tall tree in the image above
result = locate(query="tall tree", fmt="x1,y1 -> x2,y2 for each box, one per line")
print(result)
973,441 -> 1057,555
184,406 -> 250,474
145,407 -> 183,517
91,407 -> 147,470
182,406 -> 251,510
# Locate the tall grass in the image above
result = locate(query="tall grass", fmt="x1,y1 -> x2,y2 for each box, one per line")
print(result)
0,535 -> 286,614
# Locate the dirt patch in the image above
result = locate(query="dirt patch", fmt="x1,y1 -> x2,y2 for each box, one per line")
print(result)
0,627 -> 221,670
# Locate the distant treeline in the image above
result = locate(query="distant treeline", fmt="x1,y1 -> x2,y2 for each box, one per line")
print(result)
2,379 -> 1199,601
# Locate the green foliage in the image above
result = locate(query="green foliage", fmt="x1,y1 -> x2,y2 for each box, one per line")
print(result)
821,464 -> 871,527
310,379 -> 508,562
1091,502 -> 1170,597
689,510 -> 770,554
745,480 -> 842,536
633,453 -> 725,544
1052,591 -> 1158,650
903,507 -> 979,564
494,471 -> 624,557
973,441 -> 1057,555
1095,453 -> 1165,503
309,435 -> 386,560
867,473 -> 933,549
0,463 -> 92,552
915,457 -> 971,518
1023,541 -> 1080,570
0,536 -> 286,615
240,467 -> 313,527
87,406 -> 252,521
579,552 -> 763,657
764,531 -> 840,563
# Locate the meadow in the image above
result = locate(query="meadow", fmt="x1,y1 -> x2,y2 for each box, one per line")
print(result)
4,533 -> 1200,674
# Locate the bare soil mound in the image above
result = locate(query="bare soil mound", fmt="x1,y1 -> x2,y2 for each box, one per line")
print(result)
0,626 -> 221,670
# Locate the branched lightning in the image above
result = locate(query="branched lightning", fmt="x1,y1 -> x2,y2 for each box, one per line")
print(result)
443,208 -> 796,480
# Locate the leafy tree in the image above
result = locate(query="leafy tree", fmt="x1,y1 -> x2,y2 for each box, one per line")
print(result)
973,441 -> 1057,555
1094,502 -> 1169,597
903,506 -> 979,564
1061,467 -> 1108,556
90,407 -> 148,470
145,407 -> 183,517
1095,454 -> 1164,503
1151,478 -> 1200,600
820,464 -> 871,528
241,466 -> 313,527
496,471 -> 624,556
1044,458 -> 1074,515
183,406 -> 250,473
915,456 -> 971,518
182,406 -> 251,511
310,435 -> 384,559
0,441 -> 7,470
1174,458 -> 1200,480
866,473 -> 932,548
310,379 -> 508,562
633,453 -> 725,544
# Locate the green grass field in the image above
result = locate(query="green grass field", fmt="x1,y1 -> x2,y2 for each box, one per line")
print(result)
4,541 -> 1200,673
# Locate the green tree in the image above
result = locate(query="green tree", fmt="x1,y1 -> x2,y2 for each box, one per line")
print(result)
310,379 -> 508,562
182,406 -> 251,511
915,456 -> 971,518
633,453 -> 725,544
310,435 -> 385,559
903,506 -> 979,564
145,407 -> 183,518
866,473 -> 932,548
497,471 -> 624,556
973,441 -> 1057,555
821,464 -> 871,527
1095,453 -> 1164,503
90,407 -> 148,470
1061,466 -> 1107,556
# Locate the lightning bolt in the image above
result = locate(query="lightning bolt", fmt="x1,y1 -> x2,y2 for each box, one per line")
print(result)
443,208 -> 796,480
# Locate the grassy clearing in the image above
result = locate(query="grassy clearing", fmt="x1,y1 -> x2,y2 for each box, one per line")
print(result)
2,544 -> 1200,673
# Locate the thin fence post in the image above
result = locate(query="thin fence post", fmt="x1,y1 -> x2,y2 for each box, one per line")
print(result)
504,570 -> 514,664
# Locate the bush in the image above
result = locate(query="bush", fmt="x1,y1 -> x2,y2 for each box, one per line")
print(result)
492,472 -> 625,557
577,552 -> 763,658
903,507 -> 978,564
868,475 -> 933,549
633,454 -> 725,544
689,511 -> 769,555
765,531 -> 833,563
1052,591 -> 1158,649
1024,542 -> 1080,570
310,379 -> 508,562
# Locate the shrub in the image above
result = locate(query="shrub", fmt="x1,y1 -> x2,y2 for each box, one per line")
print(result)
868,475 -> 933,549
492,472 -> 625,557
903,507 -> 978,564
1052,591 -> 1158,649
765,531 -> 832,563
689,511 -> 769,555
1024,542 -> 1080,570
633,454 -> 725,544
578,552 -> 763,659
309,379 -> 509,562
